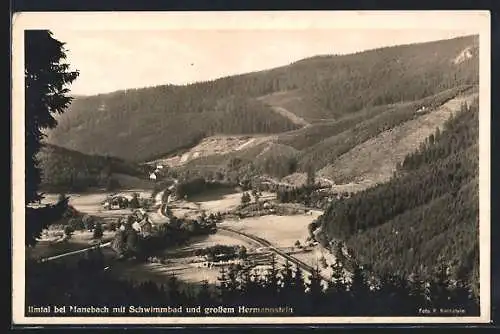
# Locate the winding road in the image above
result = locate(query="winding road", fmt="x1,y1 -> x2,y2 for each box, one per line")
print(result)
37,188 -> 328,284
38,241 -> 112,263
218,226 -> 329,281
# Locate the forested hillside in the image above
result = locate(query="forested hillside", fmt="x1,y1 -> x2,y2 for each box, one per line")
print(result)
47,35 -> 478,162
38,144 -> 148,192
316,99 -> 479,295
172,85 -> 476,183
296,85 -> 473,173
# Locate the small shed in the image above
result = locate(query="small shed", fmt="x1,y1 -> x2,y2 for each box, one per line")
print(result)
149,173 -> 157,180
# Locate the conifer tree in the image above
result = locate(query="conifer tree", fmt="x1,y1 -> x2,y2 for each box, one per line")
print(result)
280,260 -> 294,291
347,264 -> 371,315
166,274 -> 182,303
329,257 -> 346,293
217,267 -> 229,302
428,264 -> 453,310
226,264 -> 240,305
265,254 -> 280,298
307,266 -> 324,313
93,222 -> 104,240
25,30 -> 79,246
197,280 -> 213,306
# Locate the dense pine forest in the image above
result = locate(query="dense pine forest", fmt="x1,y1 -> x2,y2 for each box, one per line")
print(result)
315,99 -> 479,297
26,249 -> 479,317
37,144 -> 147,192
46,35 -> 478,162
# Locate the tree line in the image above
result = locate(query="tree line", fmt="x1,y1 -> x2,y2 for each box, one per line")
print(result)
38,144 -> 146,192
47,35 -> 478,162
26,249 -> 479,317
110,212 -> 218,260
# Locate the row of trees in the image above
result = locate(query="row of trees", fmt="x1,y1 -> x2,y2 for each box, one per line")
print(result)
110,212 -> 217,260
26,249 -> 479,316
240,189 -> 263,205
275,184 -> 348,209
63,220 -> 104,241
173,177 -> 235,199
194,245 -> 248,261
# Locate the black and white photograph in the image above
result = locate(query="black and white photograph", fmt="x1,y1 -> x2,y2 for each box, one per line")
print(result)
11,11 -> 491,325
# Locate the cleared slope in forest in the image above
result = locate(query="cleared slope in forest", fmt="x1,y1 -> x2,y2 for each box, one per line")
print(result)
318,92 -> 478,187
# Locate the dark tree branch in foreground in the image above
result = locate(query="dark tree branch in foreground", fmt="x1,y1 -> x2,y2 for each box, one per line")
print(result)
26,249 -> 479,317
25,30 -> 79,246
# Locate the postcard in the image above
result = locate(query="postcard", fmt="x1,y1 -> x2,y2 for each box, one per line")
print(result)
11,10 -> 491,325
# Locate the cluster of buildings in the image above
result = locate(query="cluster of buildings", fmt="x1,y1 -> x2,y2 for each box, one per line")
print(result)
195,255 -> 244,268
118,209 -> 154,237
102,195 -> 129,210
149,164 -> 165,181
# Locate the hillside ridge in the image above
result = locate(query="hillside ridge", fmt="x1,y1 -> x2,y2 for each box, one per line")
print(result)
46,34 -> 478,163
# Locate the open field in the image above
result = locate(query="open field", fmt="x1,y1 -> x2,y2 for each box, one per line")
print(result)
27,230 -> 115,261
189,188 -> 244,213
112,173 -> 155,189
219,212 -> 322,248
107,231 -> 265,285
31,189 -> 155,260
194,189 -> 275,213
172,188 -> 275,218
42,189 -> 152,216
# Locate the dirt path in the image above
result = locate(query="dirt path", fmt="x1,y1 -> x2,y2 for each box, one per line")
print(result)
38,241 -> 112,262
269,106 -> 310,128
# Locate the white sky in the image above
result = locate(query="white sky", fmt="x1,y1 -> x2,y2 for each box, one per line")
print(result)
13,11 -> 485,96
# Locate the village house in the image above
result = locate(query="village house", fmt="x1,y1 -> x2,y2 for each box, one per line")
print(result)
149,172 -> 157,180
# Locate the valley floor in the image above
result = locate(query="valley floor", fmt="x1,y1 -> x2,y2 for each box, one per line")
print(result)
32,186 -> 330,287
